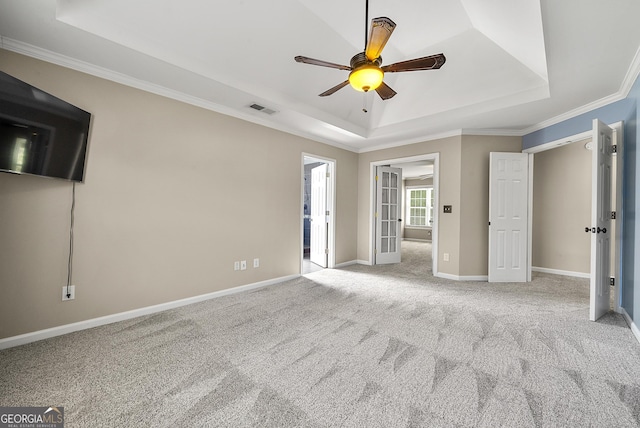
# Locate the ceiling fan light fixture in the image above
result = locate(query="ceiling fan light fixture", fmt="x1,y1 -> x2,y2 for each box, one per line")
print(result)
349,65 -> 383,92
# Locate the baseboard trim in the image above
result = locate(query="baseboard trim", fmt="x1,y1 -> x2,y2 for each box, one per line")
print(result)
334,260 -> 358,268
356,260 -> 373,266
435,272 -> 488,281
402,238 -> 431,243
0,274 -> 299,350
532,267 -> 590,278
620,307 -> 640,344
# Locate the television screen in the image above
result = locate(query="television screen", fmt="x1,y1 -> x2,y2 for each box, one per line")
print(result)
0,71 -> 91,182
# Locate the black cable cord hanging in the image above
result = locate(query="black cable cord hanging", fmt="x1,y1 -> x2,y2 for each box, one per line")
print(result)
66,182 -> 75,298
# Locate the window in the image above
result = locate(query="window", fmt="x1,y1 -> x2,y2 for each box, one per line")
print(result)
406,187 -> 434,227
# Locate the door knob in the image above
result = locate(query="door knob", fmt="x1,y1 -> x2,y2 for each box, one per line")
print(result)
597,227 -> 607,234
585,227 -> 591,233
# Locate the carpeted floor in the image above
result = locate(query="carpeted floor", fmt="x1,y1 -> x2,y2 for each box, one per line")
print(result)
1,241 -> 639,427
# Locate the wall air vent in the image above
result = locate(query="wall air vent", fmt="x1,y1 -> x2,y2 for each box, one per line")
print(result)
248,103 -> 277,115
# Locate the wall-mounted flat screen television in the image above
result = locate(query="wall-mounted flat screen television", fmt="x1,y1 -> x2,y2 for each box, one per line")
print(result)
0,71 -> 91,182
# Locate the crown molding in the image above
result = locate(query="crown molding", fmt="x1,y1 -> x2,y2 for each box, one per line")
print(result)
519,92 -> 626,136
0,38 -> 359,153
620,45 -> 640,97
521,45 -> 640,136
3,37 -> 640,149
461,128 -> 525,137
358,130 -> 463,153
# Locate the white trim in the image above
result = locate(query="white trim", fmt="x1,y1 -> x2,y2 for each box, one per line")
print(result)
334,260 -> 358,268
359,130 -> 462,153
527,153 -> 534,282
523,130 -> 592,154
620,45 -> 640,98
369,153 -> 439,276
402,238 -> 430,242
520,93 -> 626,136
4,38 -> 640,153
620,307 -> 640,344
356,259 -> 373,266
462,128 -> 525,137
0,274 -> 298,350
301,154 -> 337,273
532,266 -> 590,279
435,272 -> 488,281
0,38 -> 359,154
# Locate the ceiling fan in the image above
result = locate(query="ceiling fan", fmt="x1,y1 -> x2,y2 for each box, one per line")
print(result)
294,0 -> 446,100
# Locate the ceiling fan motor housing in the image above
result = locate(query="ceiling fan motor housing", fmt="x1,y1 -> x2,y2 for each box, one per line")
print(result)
349,52 -> 383,92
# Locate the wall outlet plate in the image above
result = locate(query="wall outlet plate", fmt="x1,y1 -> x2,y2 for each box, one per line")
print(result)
62,285 -> 76,301
253,258 -> 259,268
241,260 -> 247,270
443,205 -> 453,213
234,261 -> 240,271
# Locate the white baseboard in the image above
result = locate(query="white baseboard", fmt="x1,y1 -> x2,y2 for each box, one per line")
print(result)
620,307 -> 640,344
334,260 -> 358,268
356,260 -> 373,266
0,274 -> 299,350
532,266 -> 590,279
435,272 -> 488,281
402,238 -> 431,242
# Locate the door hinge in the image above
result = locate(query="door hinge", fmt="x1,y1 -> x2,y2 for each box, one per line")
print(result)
325,248 -> 329,255
612,145 -> 618,153
375,175 -> 379,181
326,210 -> 330,216
611,211 -> 616,220
375,212 -> 378,218
326,172 -> 330,178
610,277 -> 615,286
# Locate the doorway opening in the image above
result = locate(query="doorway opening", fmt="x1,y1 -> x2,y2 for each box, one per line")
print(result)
369,153 -> 440,276
524,121 -> 624,317
302,154 -> 336,275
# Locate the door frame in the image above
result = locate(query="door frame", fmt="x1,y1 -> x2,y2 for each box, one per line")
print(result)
523,121 -> 624,313
302,154 -> 336,272
369,153 -> 440,276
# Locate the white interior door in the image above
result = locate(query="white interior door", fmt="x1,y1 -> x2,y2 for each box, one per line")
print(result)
590,120 -> 613,321
376,166 -> 402,264
489,153 -> 529,282
310,163 -> 328,268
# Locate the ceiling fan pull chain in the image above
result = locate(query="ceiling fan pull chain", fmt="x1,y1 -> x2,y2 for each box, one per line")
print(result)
363,92 -> 368,113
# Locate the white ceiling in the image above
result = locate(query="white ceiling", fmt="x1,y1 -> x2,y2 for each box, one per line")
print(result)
1,0 -> 639,153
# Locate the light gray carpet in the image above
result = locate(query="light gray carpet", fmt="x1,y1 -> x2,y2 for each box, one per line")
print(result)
1,241 -> 640,427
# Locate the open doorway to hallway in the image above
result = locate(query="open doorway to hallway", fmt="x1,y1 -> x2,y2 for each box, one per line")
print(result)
369,153 -> 439,276
302,155 -> 336,275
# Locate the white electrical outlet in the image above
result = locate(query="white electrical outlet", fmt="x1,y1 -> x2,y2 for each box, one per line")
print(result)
443,253 -> 450,262
241,260 -> 247,270
253,258 -> 260,268
62,285 -> 76,301
234,261 -> 240,271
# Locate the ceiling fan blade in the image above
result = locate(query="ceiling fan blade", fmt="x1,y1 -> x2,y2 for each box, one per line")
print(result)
365,17 -> 396,61
319,80 -> 350,97
375,81 -> 397,100
382,53 -> 446,73
295,56 -> 351,71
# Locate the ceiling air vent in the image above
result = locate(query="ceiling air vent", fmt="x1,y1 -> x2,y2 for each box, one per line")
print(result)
248,103 -> 277,115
